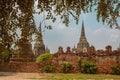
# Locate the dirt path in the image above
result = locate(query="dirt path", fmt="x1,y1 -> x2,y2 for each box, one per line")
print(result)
0,72 -> 119,80
0,72 -> 51,80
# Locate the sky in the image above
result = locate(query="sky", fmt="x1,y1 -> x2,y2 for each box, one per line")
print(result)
33,12 -> 120,53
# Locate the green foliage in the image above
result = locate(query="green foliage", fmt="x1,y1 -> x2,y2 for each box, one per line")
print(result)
37,0 -> 120,28
77,57 -> 81,70
4,53 -> 12,63
0,50 -> 12,63
61,62 -> 71,73
0,0 -> 120,55
81,61 -> 97,74
36,53 -> 53,63
111,65 -> 120,75
0,0 -> 36,54
43,65 -> 54,73
96,0 -> 120,28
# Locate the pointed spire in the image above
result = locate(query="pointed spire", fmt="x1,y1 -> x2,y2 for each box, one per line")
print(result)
80,21 -> 86,40
77,20 -> 89,53
81,21 -> 85,37
73,44 -> 76,48
39,27 -> 43,42
38,22 -> 42,32
45,46 -> 50,53
38,22 -> 42,34
117,43 -> 120,51
36,23 -> 43,42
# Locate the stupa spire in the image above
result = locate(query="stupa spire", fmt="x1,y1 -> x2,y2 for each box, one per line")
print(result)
80,21 -> 87,42
81,21 -> 85,37
36,22 -> 43,42
77,21 -> 89,53
33,22 -> 45,57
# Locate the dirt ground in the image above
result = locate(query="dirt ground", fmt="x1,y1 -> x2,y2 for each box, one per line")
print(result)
0,72 -> 51,80
0,72 -> 120,80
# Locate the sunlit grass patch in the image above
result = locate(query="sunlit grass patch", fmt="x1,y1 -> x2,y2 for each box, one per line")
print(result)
28,73 -> 120,80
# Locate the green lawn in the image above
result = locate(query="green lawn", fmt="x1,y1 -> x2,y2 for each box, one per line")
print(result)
29,73 -> 120,80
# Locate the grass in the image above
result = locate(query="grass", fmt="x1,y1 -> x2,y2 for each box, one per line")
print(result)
29,73 -> 120,80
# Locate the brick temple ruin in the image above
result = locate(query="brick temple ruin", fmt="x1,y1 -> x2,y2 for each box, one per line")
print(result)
52,21 -> 120,63
0,21 -> 120,73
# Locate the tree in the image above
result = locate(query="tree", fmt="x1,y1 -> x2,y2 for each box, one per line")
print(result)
37,0 -> 120,28
0,0 -> 120,57
0,0 -> 37,54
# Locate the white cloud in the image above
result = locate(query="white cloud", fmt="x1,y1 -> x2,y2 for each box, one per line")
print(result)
110,34 -> 119,42
93,27 -> 105,34
93,27 -> 120,40
88,27 -> 120,50
108,29 -> 120,42
43,24 -> 80,53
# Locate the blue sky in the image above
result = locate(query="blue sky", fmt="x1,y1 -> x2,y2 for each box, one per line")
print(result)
33,12 -> 120,53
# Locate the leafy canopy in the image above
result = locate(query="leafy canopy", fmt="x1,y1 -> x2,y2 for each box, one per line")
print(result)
0,0 -> 120,53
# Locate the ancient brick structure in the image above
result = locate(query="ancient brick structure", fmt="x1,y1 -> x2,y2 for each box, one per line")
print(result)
96,57 -> 117,74
45,46 -> 50,53
66,47 -> 71,54
0,46 -> 120,73
15,37 -> 34,58
10,37 -> 35,63
33,26 -> 45,57
117,44 -> 120,52
105,45 -> 112,55
76,21 -> 89,53
57,46 -> 64,54
89,45 -> 96,54
53,47 -> 78,67
72,45 -> 77,53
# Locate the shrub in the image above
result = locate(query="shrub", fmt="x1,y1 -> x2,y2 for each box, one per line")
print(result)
36,53 -> 53,63
61,62 -> 71,73
43,65 -> 54,73
81,61 -> 97,74
111,65 -> 120,75
77,57 -> 81,70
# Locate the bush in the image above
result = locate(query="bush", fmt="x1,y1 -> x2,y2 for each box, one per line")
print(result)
36,53 -> 53,63
81,61 -> 97,74
43,65 -> 54,73
61,62 -> 71,73
111,65 -> 120,75
77,57 -> 81,70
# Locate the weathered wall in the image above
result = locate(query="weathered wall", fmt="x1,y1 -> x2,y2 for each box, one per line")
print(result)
0,53 -> 120,73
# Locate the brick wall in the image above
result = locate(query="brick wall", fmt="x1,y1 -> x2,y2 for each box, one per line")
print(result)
0,62 -> 39,72
0,54 -> 120,73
